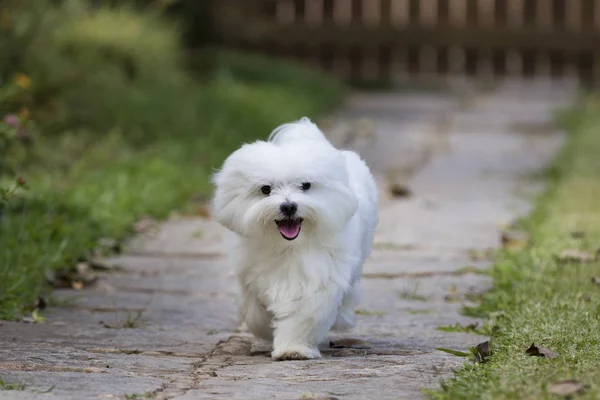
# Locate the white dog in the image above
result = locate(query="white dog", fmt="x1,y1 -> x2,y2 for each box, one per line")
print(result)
211,117 -> 378,360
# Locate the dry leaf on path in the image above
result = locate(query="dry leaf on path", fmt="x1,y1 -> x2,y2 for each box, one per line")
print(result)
474,341 -> 492,363
548,380 -> 587,396
33,296 -> 47,311
525,343 -> 558,358
389,183 -> 412,198
501,230 -> 530,250
194,205 -> 211,218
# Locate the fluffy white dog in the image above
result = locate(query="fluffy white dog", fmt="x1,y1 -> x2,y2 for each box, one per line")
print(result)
211,117 -> 378,361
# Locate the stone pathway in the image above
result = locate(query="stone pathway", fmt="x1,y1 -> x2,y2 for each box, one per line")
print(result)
0,81 -> 576,400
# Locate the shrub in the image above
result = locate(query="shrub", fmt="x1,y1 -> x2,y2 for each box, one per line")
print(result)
0,77 -> 34,206
0,0 -> 346,319
0,0 -> 202,142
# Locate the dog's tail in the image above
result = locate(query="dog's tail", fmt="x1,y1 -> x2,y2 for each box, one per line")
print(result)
267,117 -> 330,146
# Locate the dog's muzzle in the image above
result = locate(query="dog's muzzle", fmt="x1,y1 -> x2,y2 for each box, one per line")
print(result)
276,202 -> 302,240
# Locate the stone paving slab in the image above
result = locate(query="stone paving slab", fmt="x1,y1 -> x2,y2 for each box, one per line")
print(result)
0,81 -> 574,400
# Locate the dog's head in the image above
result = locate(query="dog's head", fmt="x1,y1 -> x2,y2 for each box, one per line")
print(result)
212,139 -> 358,242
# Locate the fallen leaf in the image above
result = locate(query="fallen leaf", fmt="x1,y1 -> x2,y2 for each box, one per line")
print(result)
501,230 -> 530,250
33,296 -> 47,310
474,341 -> 492,363
436,347 -> 471,357
132,217 -> 156,233
389,183 -> 412,198
195,205 -> 211,218
557,249 -> 597,263
50,266 -> 98,289
31,309 -> 46,324
548,380 -> 587,396
525,343 -> 558,358
99,320 -> 114,329
329,339 -> 372,349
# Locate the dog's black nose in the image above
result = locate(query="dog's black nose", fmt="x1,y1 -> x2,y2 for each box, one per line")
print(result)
280,202 -> 297,217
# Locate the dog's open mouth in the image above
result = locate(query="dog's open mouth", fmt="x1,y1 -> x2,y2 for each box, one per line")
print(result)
275,218 -> 303,241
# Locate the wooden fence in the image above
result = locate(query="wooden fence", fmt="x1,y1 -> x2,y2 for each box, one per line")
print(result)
213,0 -> 600,85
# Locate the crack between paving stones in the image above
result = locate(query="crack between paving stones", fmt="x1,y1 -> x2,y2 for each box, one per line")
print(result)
362,270 -> 485,279
126,250 -> 225,259
148,335 -> 253,399
87,348 -> 209,358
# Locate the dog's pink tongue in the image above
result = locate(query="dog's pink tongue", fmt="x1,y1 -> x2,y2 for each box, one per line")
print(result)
278,220 -> 301,239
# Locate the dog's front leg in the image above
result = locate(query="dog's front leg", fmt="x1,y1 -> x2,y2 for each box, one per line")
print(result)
270,289 -> 343,361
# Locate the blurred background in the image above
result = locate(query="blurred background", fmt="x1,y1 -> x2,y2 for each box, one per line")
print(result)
212,0 -> 600,86
0,0 -> 598,318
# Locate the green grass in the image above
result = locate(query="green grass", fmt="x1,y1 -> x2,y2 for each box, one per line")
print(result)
398,284 -> 429,302
433,100 -> 600,399
0,376 -> 26,391
0,55 -> 345,319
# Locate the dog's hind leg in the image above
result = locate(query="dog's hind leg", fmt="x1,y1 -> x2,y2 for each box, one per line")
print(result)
243,296 -> 274,341
332,280 -> 361,332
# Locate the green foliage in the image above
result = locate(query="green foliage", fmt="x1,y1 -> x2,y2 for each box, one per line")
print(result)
200,49 -> 345,100
0,2 -> 344,319
0,63 -> 34,206
0,0 -> 199,141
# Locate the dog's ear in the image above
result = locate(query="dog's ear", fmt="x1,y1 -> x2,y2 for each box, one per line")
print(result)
211,171 -> 247,235
332,183 -> 359,222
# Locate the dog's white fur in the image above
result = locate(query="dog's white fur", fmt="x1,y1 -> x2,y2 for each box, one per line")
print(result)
211,117 -> 378,360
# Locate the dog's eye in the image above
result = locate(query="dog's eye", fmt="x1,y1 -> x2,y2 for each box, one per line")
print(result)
301,182 -> 312,191
260,185 -> 272,195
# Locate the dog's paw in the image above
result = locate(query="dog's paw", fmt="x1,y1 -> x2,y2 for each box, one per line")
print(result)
271,345 -> 322,361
